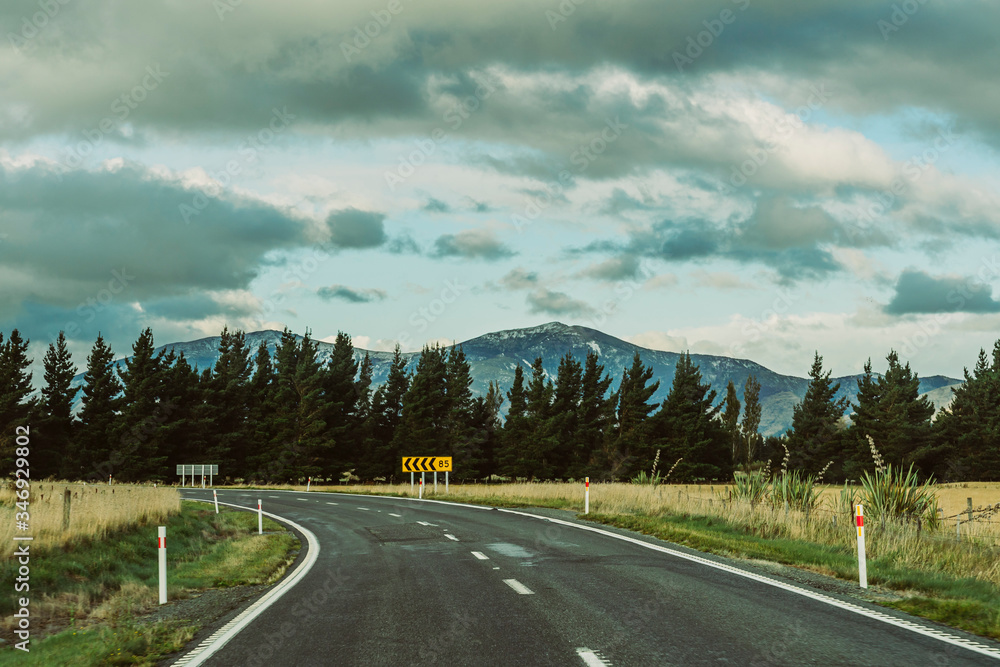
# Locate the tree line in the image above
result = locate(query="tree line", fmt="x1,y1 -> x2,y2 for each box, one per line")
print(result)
1,326 -> 998,483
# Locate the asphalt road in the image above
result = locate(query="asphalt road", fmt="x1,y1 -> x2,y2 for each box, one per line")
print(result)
173,488 -> 1000,666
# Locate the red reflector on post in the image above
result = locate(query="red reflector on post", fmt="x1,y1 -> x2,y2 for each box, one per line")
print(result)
158,537 -> 165,548
856,515 -> 863,527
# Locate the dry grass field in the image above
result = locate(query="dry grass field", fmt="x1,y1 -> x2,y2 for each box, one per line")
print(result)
0,482 -> 179,558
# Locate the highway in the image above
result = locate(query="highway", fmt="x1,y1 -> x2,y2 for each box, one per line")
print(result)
173,488 -> 1000,666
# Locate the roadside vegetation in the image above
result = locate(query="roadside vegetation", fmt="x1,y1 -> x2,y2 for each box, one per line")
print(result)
0,500 -> 296,666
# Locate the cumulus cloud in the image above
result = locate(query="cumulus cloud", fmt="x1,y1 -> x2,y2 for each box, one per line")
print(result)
433,229 -> 514,260
316,284 -> 387,303
325,208 -> 387,249
526,288 -> 594,317
884,270 -> 1000,315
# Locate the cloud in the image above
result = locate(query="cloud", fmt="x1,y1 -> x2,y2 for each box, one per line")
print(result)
433,229 -> 514,260
316,284 -> 387,303
579,254 -> 642,281
325,208 -> 387,249
423,198 -> 450,213
526,288 -> 593,317
690,271 -> 755,290
884,270 -> 1000,315
499,268 -> 540,290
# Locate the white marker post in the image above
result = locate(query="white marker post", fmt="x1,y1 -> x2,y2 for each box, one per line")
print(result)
585,477 -> 590,514
419,476 -> 423,499
856,504 -> 867,589
108,474 -> 112,485
158,526 -> 167,605
258,499 -> 263,535
307,477 -> 311,492
213,489 -> 219,514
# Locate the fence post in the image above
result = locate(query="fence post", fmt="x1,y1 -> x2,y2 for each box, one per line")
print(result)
855,505 -> 867,589
158,527 -> 167,604
967,497 -> 973,524
956,516 -> 961,541
62,489 -> 71,531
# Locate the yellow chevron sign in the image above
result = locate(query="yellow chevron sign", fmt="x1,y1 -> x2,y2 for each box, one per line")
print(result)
402,456 -> 452,472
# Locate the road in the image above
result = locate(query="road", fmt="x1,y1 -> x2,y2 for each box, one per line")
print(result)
173,488 -> 1000,666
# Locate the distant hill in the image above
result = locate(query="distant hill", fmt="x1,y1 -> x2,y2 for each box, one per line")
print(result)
71,322 -> 962,436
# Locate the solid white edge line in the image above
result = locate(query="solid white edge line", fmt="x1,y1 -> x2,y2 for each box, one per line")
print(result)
471,551 -> 489,560
193,489 -> 1000,660
503,578 -> 534,595
173,499 -> 320,667
576,647 -> 610,666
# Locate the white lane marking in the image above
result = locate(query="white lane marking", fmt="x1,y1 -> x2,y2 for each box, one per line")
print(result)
444,534 -> 459,541
389,513 -> 402,517
315,492 -> 1000,661
493,567 -> 500,570
577,648 -> 611,666
416,521 -> 438,526
503,579 -> 534,595
357,507 -> 370,511
327,502 -> 338,505
174,500 -> 319,667
296,498 -> 308,501
471,551 -> 489,560
268,495 -> 280,498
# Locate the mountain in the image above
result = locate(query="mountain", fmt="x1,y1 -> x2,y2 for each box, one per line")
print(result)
70,322 -> 962,436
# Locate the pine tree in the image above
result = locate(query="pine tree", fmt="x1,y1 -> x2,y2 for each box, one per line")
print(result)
572,351 -> 614,478
0,330 -> 36,475
157,351 -> 207,479
466,380 -> 504,478
786,352 -> 848,474
36,332 -> 79,478
549,353 -> 583,477
498,364 -> 530,478
935,342 -> 1000,481
245,341 -> 277,480
205,327 -> 253,479
722,380 -> 741,467
652,352 -> 730,481
393,345 -> 449,462
75,334 -> 123,482
113,328 -> 168,481
740,374 -> 763,468
321,332 -> 360,474
362,345 -> 409,480
610,352 -> 659,479
522,357 -> 557,479
445,347 -> 478,477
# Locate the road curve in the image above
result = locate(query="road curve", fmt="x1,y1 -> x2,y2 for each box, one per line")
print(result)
172,488 -> 1000,666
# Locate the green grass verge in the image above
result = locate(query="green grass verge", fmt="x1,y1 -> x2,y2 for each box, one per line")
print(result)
0,501 -> 296,666
585,512 -> 1000,641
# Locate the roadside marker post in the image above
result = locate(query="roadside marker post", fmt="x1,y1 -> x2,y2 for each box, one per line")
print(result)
258,499 -> 263,535
856,504 -> 867,589
108,475 -> 112,485
307,477 -> 311,492
158,527 -> 167,605
213,489 -> 219,514
419,476 -> 423,499
585,477 -> 590,514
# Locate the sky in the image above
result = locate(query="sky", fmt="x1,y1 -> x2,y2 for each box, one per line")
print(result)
1,0 -> 999,381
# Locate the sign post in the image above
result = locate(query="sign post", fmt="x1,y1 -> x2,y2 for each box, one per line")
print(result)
446,471 -> 449,494
585,477 -> 590,514
410,472 -> 414,494
434,471 -> 438,494
158,526 -> 167,605
856,504 -> 867,589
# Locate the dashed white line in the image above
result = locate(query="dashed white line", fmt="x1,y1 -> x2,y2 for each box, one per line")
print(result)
444,534 -> 459,541
268,495 -> 279,498
576,648 -> 611,666
326,502 -> 338,505
503,579 -> 533,595
471,551 -> 489,560
296,498 -> 308,501
388,513 -> 402,517
416,521 -> 438,526
357,507 -> 370,511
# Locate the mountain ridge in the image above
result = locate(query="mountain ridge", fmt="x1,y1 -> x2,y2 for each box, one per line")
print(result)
71,322 -> 962,436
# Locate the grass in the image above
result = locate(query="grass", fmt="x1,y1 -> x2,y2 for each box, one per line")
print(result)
0,482 -> 179,558
228,480 -> 1000,640
0,502 -> 296,665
